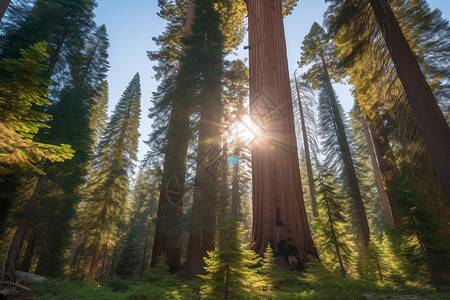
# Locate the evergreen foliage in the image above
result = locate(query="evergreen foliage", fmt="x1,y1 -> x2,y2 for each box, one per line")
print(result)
79,73 -> 141,281
349,104 -> 384,232
313,166 -> 352,278
259,242 -> 290,290
200,218 -> 261,299
114,168 -> 160,278
25,24 -> 110,277
392,171 -> 450,287
0,42 -> 74,174
301,22 -> 370,252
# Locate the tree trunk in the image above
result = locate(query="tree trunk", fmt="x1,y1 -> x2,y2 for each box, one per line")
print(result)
88,240 -> 100,282
219,140 -> 229,250
99,230 -> 111,283
151,0 -> 196,273
181,91 -> 223,279
294,74 -> 318,218
20,238 -> 37,272
140,221 -> 151,276
361,116 -> 395,228
0,0 -> 11,22
245,0 -> 317,269
367,113 -> 401,226
231,144 -> 241,221
323,187 -> 346,278
6,174 -> 46,274
0,175 -> 16,238
319,52 -> 370,253
369,0 -> 450,206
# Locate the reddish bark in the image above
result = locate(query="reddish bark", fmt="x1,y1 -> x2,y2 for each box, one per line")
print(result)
150,0 -> 196,272
181,96 -> 223,279
369,0 -> 450,206
245,0 -> 317,269
367,113 -> 401,227
0,0 -> 11,22
88,241 -> 100,282
361,116 -> 396,228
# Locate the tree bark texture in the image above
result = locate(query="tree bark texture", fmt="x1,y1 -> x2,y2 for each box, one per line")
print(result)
361,116 -> 396,228
245,0 -> 317,269
181,81 -> 223,279
151,0 -> 196,273
0,0 -> 11,22
367,113 -> 401,226
294,75 -> 318,218
369,0 -> 450,206
88,240 -> 100,281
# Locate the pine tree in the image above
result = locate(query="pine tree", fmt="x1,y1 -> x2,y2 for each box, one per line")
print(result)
19,25 -> 110,277
200,217 -> 261,299
89,81 -> 109,152
313,166 -> 352,278
301,22 -> 370,253
349,104 -> 387,232
114,167 -> 159,278
245,0 -> 317,270
393,171 -> 450,288
0,41 -> 73,175
325,0 -> 450,205
368,0 -> 450,205
292,75 -> 319,218
182,0 -> 226,278
1,42 -> 73,273
149,0 -> 193,272
0,0 -> 96,77
80,73 -> 141,282
259,242 -> 290,290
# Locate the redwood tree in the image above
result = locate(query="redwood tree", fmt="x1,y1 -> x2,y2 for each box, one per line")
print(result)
368,0 -> 450,206
150,0 -> 194,272
244,0 -> 317,269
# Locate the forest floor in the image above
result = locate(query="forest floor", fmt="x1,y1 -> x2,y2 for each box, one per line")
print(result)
15,276 -> 449,300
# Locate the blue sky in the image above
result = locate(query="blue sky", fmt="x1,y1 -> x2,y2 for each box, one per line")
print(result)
94,0 -> 450,163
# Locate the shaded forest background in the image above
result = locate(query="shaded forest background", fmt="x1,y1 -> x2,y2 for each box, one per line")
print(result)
0,0 -> 450,299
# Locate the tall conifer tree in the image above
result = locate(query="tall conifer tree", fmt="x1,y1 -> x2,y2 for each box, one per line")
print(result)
245,0 -> 317,269
301,23 -> 370,252
80,73 -> 141,282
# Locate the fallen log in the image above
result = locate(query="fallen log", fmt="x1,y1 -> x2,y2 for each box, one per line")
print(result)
0,281 -> 31,291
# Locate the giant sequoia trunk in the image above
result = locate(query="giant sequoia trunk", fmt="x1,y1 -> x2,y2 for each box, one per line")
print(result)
369,0 -> 450,206
245,0 -> 317,269
0,0 -> 11,22
150,0 -> 196,272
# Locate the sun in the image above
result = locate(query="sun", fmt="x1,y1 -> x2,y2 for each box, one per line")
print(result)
228,114 -> 259,143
